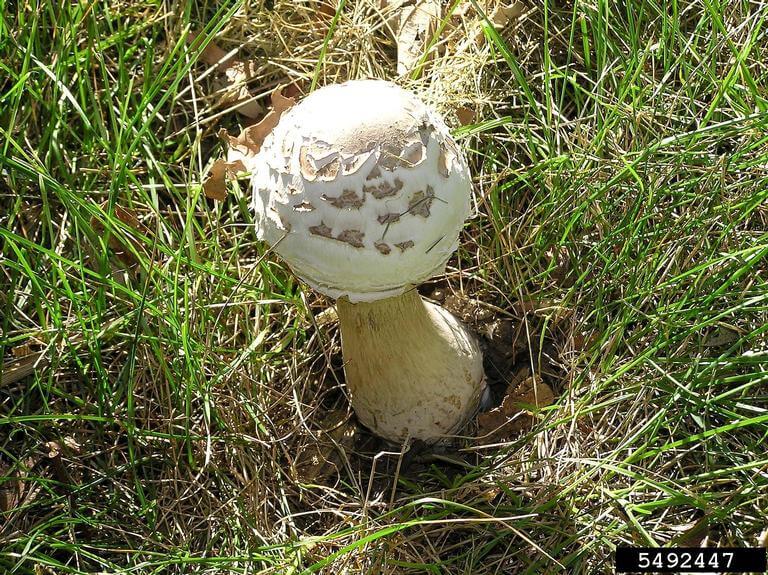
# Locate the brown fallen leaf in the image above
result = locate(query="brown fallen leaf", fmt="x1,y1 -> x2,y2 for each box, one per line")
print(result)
228,85 -> 296,159
546,246 -> 573,286
11,343 -> 34,358
456,106 -> 475,126
202,156 -> 246,201
472,1 -> 525,47
203,85 -> 297,200
314,0 -> 337,20
512,376 -> 555,410
293,409 -> 356,483
491,1 -> 524,30
89,203 -> 150,271
190,31 -> 263,118
396,0 -> 441,76
0,465 -> 23,515
477,374 -> 554,440
0,456 -> 39,517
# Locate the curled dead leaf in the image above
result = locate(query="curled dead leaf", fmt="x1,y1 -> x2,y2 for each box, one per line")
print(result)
396,0 -> 441,76
89,203 -> 150,271
456,106 -> 476,126
226,85 -> 297,166
202,157 -> 247,201
314,0 -> 337,20
477,373 -> 554,440
203,85 -> 298,199
491,1 -> 524,30
220,86 -> 296,166
189,31 -> 263,118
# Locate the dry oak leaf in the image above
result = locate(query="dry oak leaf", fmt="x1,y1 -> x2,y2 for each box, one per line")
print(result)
477,375 -> 554,440
491,1 -> 524,30
225,86 -> 295,165
202,156 -> 246,201
89,203 -> 150,270
314,0 -> 337,20
396,0 -> 441,75
456,106 -> 476,126
472,1 -> 525,46
189,31 -> 263,118
202,86 -> 297,201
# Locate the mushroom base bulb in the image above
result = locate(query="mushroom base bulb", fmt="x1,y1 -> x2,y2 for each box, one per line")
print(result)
337,289 -> 485,443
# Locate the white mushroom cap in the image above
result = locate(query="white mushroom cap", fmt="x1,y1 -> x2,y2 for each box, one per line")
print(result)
251,79 -> 472,302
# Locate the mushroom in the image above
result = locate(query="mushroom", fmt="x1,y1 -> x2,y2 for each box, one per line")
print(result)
251,79 -> 485,443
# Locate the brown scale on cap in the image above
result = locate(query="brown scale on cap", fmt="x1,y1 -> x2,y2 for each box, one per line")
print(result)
315,156 -> 341,181
309,222 -> 333,238
437,139 -> 460,178
379,144 -> 406,171
293,201 -> 315,212
375,241 -> 391,255
299,146 -> 316,180
309,223 -> 365,248
408,186 -> 435,218
341,150 -> 374,175
299,146 -> 342,182
322,189 -> 365,209
364,178 -> 403,199
337,229 -> 365,248
377,212 -> 401,225
366,164 -> 381,181
395,240 -> 415,252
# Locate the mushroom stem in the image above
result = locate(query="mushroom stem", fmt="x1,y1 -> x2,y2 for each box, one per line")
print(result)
336,288 -> 485,443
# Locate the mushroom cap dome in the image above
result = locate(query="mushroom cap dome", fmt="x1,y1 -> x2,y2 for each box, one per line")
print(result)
251,79 -> 473,302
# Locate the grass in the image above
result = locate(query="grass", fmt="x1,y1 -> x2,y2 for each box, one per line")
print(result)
2,0 -> 768,573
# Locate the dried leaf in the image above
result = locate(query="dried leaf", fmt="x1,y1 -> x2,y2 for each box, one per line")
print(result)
396,0 -> 441,75
190,31 -> 263,118
0,467 -> 22,514
0,456 -> 39,515
477,407 -> 511,438
456,106 -> 476,126
89,203 -> 149,271
63,436 -> 81,454
509,376 -> 554,411
224,86 -> 297,167
293,409 -> 355,483
546,246 -> 573,286
477,375 -> 554,440
203,85 -> 296,200
490,1 -> 524,30
314,0 -> 337,20
202,158 -> 247,201
472,1 -> 525,47
11,344 -> 33,358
